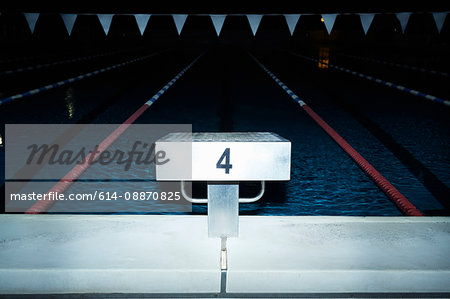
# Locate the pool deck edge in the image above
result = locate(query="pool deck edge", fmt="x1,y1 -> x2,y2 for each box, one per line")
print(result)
0,215 -> 449,295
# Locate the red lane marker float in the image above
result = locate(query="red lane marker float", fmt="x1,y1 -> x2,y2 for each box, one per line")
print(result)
302,105 -> 423,216
25,53 -> 203,214
250,53 -> 423,216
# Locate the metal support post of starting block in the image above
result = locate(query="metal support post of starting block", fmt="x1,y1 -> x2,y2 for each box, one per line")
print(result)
207,182 -> 239,238
155,132 -> 291,238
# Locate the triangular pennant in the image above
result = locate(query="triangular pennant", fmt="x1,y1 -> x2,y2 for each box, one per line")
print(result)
284,14 -> 300,35
396,12 -> 411,33
359,13 -> 375,35
432,12 -> 447,33
322,14 -> 337,35
210,15 -> 226,36
134,14 -> 151,35
61,14 -> 77,36
24,13 -> 40,34
97,14 -> 114,35
172,14 -> 188,35
246,15 -> 263,36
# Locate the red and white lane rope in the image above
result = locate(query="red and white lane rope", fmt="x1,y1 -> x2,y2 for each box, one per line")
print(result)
25,53 -> 203,214
250,52 -> 423,216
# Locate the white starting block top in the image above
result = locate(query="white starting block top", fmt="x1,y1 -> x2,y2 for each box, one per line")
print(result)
155,132 -> 291,181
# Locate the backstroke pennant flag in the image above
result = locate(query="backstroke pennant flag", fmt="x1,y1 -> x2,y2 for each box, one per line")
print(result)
24,13 -> 40,34
246,14 -> 263,36
210,15 -> 226,36
97,14 -> 114,35
396,12 -> 411,33
134,14 -> 151,35
172,14 -> 188,35
432,12 -> 447,33
61,14 -> 77,36
284,14 -> 300,35
322,14 -> 337,35
359,13 -> 375,35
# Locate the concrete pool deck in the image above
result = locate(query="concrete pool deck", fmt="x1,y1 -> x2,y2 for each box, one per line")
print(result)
0,215 -> 449,296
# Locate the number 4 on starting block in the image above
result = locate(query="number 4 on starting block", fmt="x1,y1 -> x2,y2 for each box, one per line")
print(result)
155,132 -> 291,181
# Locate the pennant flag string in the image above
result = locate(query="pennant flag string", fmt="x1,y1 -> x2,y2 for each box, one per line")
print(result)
210,15 -> 226,36
359,13 -> 375,35
97,14 -> 114,35
6,11 -> 449,37
322,14 -> 337,35
432,12 -> 447,33
61,14 -> 77,36
246,14 -> 263,36
172,14 -> 188,35
24,13 -> 39,34
396,12 -> 411,33
284,14 -> 300,35
134,14 -> 151,35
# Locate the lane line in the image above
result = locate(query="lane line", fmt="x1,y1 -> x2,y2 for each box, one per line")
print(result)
0,49 -> 121,77
25,52 -> 204,214
0,51 -> 161,106
338,52 -> 450,77
249,52 -> 423,216
289,51 -> 450,107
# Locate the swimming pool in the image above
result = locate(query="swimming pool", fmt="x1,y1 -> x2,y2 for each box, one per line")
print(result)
1,46 -> 449,216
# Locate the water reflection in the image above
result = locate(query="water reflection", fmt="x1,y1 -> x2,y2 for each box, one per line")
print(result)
318,47 -> 329,69
65,88 -> 75,119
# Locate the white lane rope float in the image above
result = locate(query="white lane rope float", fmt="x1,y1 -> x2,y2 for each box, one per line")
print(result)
26,52 -> 204,213
0,49 -> 122,76
249,52 -> 422,216
0,51 -> 161,106
290,51 -> 450,107
338,52 -> 449,77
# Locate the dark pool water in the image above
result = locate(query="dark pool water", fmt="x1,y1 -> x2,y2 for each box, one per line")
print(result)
1,46 -> 449,215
